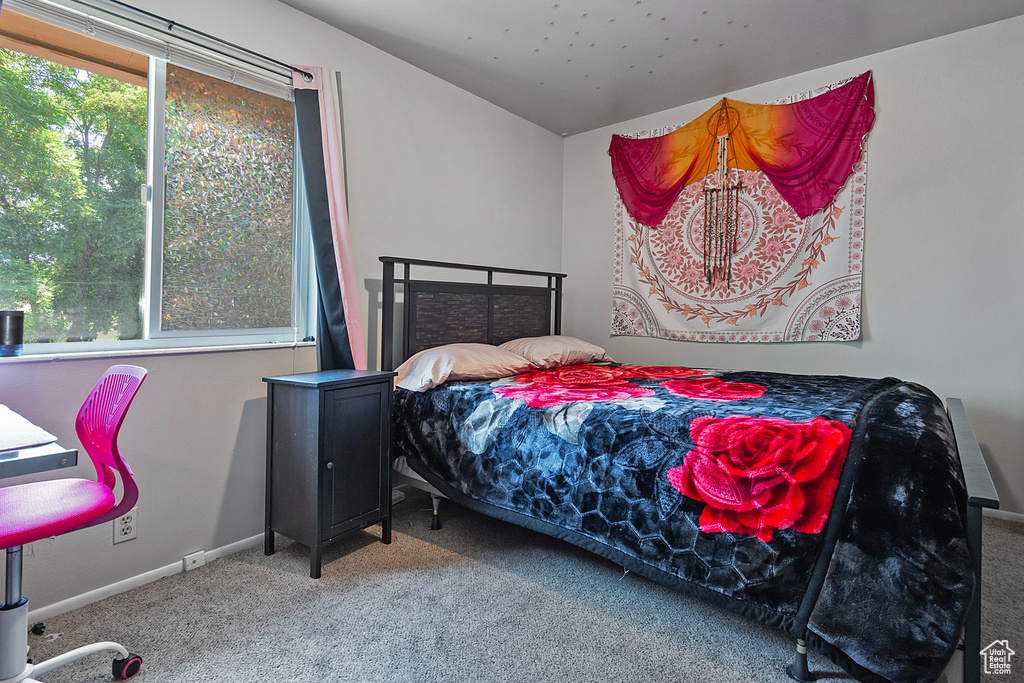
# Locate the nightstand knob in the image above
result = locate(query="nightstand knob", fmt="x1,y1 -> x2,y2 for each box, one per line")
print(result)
325,461 -> 334,470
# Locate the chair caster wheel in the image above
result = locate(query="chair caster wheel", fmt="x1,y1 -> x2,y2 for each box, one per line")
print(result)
113,653 -> 142,679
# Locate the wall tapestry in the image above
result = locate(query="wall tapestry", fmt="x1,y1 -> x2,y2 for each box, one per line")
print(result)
610,72 -> 875,342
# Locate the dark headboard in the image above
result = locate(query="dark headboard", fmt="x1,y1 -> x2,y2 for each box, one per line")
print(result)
380,257 -> 566,371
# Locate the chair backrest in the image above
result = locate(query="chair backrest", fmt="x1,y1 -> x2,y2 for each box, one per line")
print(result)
75,364 -> 147,527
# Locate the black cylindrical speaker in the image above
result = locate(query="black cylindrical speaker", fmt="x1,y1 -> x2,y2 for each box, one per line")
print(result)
0,310 -> 25,357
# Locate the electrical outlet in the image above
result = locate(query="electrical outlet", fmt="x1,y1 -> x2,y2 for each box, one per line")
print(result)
113,507 -> 137,544
183,550 -> 205,571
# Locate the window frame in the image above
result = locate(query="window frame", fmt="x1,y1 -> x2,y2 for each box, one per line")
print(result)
3,0 -> 315,355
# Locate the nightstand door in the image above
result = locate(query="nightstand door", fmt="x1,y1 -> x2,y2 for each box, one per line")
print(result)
322,381 -> 390,540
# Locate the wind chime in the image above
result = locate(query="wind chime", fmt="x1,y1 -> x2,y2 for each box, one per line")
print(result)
702,102 -> 743,287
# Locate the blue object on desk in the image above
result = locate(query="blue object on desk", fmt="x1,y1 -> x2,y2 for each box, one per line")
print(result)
0,310 -> 24,357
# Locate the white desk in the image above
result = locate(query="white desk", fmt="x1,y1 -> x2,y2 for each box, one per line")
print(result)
0,442 -> 78,479
0,404 -> 78,479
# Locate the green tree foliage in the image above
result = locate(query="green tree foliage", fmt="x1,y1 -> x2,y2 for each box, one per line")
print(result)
0,47 -> 146,342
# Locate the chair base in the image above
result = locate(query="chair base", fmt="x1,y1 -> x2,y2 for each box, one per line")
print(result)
1,594 -> 140,682
1,641 -> 139,683
0,638 -> 140,679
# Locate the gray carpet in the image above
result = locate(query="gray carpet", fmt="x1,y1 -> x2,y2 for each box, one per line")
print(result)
24,489 -> 1023,682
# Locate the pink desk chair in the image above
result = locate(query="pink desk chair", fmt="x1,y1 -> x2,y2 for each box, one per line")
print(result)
0,365 -> 147,681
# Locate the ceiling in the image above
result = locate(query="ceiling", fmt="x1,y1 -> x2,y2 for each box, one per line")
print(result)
278,0 -> 1024,136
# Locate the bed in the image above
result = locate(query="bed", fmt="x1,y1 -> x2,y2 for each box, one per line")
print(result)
379,256 -> 999,683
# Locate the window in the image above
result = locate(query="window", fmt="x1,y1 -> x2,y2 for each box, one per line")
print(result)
0,3 -> 312,352
157,64 -> 296,335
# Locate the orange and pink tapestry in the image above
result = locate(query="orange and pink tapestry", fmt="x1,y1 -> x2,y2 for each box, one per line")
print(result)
611,74 -> 874,342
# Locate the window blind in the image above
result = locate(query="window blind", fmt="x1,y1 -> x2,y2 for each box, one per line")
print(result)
2,0 -> 294,100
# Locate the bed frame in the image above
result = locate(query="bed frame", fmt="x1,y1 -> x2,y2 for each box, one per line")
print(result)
380,256 -> 565,370
379,255 -> 999,683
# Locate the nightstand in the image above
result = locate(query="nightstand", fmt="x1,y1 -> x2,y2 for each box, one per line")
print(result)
263,369 -> 396,578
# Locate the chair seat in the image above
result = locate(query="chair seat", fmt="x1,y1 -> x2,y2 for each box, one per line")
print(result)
0,479 -> 115,549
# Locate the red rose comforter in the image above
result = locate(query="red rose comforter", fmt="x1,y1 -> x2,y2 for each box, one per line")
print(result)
391,365 -> 973,683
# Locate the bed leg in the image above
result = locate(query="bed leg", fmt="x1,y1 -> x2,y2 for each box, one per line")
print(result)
963,502 -> 983,683
786,638 -> 814,682
429,493 -> 443,530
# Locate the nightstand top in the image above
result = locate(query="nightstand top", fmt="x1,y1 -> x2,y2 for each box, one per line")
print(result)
263,369 -> 396,389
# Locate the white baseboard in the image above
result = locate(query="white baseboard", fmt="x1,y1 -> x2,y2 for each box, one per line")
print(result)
203,533 -> 264,563
983,508 -> 1024,524
28,533 -> 263,622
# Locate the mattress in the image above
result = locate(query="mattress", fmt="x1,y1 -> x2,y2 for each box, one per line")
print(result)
391,363 -> 973,683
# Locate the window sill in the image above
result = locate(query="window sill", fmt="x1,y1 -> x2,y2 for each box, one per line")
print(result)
0,341 -> 316,365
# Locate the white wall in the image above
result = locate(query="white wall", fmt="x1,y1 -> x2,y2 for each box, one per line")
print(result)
0,0 -> 564,613
562,16 -> 1024,515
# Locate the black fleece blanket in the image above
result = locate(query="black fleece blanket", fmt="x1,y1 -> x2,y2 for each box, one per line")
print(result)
392,365 -> 973,683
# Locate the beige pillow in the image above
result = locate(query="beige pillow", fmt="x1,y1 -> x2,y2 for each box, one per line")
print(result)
395,343 -> 533,391
499,335 -> 613,369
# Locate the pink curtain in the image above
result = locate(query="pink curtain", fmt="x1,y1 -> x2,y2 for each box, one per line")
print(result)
293,66 -> 366,370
